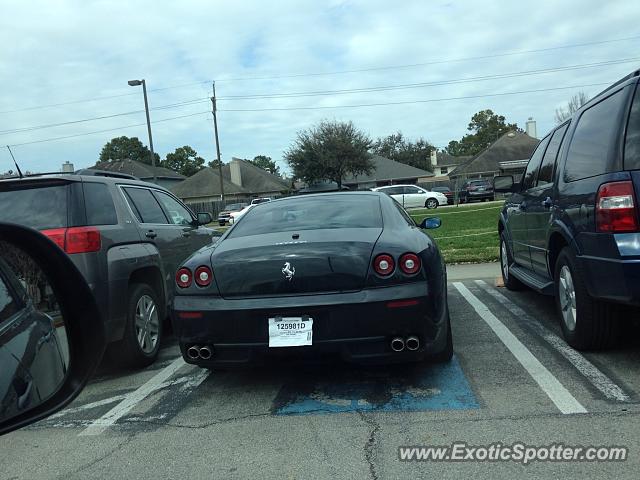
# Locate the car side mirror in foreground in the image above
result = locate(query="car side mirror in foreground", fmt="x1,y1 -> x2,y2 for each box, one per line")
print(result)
420,217 -> 442,229
0,223 -> 106,436
494,175 -> 516,193
196,212 -> 213,225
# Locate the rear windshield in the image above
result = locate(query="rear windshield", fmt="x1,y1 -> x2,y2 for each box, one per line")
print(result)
228,195 -> 383,238
0,183 -> 68,229
625,83 -> 640,170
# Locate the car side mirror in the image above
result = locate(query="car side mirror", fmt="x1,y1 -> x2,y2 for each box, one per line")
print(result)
493,175 -> 516,193
0,223 -> 106,436
196,212 -> 212,226
419,217 -> 442,229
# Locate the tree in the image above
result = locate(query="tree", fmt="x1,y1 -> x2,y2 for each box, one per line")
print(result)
444,110 -> 521,156
208,158 -> 223,169
555,91 -> 589,124
250,155 -> 281,176
162,146 -> 206,177
285,120 -> 374,189
371,132 -> 434,171
98,136 -> 160,165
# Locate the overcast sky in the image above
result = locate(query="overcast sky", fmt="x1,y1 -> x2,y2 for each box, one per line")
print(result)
1,0 -> 639,176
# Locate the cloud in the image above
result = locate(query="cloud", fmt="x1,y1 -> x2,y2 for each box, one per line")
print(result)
0,0 -> 638,175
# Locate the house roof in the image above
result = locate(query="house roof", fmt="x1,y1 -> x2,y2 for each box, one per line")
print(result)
222,158 -> 291,193
435,153 -> 471,167
450,132 -> 539,177
169,167 -> 248,199
298,180 -> 350,193
91,160 -> 185,179
342,155 -> 433,184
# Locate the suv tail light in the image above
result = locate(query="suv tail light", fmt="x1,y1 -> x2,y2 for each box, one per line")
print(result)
596,181 -> 639,233
41,227 -> 101,254
194,266 -> 213,287
373,254 -> 395,276
176,268 -> 193,288
399,253 -> 421,275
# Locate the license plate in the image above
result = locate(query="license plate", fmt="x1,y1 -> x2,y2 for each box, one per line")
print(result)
477,187 -> 485,191
268,316 -> 313,347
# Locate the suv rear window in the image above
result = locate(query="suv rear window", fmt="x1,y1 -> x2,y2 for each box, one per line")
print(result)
84,183 -> 117,225
625,83 -> 640,170
228,195 -> 383,238
0,184 -> 68,229
565,88 -> 626,181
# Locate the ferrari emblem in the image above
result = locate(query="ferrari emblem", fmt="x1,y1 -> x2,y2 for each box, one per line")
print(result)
282,262 -> 295,281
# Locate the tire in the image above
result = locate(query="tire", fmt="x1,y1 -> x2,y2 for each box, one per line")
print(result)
108,283 -> 163,368
425,198 -> 438,209
554,247 -> 619,350
500,232 -> 524,291
429,317 -> 453,363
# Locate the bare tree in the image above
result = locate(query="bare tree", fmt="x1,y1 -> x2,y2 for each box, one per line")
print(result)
555,91 -> 590,124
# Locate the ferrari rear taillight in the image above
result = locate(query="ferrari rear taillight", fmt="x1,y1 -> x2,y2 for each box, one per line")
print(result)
596,181 -> 639,233
176,268 -> 193,288
399,253 -> 421,275
41,227 -> 101,254
194,266 -> 213,287
373,254 -> 395,276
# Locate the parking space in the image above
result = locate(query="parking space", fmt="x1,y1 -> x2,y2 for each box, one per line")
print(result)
3,275 -> 640,478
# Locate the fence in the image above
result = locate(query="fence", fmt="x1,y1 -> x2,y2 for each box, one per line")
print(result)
185,193 -> 294,218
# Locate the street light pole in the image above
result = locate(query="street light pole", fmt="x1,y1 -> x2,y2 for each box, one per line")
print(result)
128,79 -> 156,182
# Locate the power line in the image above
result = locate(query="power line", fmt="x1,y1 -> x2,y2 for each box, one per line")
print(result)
217,58 -> 639,100
214,35 -> 640,82
7,111 -> 211,147
2,35 -> 638,114
3,58 -> 635,136
7,82 -> 607,147
218,82 -> 610,112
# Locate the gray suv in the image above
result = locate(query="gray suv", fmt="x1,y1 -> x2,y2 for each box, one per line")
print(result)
0,170 -> 218,368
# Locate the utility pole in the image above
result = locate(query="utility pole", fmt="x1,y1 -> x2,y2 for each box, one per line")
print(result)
211,82 -> 225,204
128,79 -> 156,182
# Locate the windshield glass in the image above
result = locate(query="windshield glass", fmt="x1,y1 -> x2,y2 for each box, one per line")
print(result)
0,184 -> 68,229
228,194 -> 382,237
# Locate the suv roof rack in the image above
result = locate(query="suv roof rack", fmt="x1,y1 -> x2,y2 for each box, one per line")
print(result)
75,169 -> 138,180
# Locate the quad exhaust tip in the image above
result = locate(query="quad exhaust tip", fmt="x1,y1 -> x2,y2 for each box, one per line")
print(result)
199,346 -> 212,360
405,335 -> 420,351
390,337 -> 405,352
186,344 -> 213,360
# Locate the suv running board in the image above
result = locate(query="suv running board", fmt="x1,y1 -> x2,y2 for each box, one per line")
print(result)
510,265 -> 555,295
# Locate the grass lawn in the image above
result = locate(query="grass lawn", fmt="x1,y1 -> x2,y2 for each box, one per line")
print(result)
409,202 -> 503,264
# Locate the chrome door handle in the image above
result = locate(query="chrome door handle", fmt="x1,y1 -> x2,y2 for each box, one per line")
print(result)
542,197 -> 553,209
145,230 -> 157,239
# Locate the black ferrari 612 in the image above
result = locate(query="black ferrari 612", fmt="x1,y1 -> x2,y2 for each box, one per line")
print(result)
171,192 -> 451,367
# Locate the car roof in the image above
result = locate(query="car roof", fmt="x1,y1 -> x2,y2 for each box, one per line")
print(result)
0,172 -> 172,193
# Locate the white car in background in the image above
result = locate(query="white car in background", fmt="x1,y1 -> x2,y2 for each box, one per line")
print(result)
227,204 -> 255,224
372,185 -> 448,209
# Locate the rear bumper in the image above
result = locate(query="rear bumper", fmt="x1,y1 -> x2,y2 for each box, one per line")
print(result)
578,255 -> 640,306
171,283 -> 449,367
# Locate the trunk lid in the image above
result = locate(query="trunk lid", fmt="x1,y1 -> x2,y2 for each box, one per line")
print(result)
212,228 -> 382,298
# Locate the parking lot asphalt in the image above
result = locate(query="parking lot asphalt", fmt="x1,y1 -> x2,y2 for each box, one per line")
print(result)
3,274 -> 640,479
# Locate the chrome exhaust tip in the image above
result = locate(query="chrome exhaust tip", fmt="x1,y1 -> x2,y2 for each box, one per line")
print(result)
186,345 -> 200,360
199,346 -> 212,360
390,337 -> 405,352
406,335 -> 420,351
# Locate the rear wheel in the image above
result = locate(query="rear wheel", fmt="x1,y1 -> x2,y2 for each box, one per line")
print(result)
554,247 -> 619,350
425,198 -> 438,209
109,283 -> 163,368
500,233 -> 524,291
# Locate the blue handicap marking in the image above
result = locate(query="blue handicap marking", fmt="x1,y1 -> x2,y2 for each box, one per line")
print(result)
272,355 -> 479,415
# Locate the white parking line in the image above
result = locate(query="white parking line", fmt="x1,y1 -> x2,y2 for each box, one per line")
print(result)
474,280 -> 630,403
453,282 -> 587,414
80,357 -> 190,436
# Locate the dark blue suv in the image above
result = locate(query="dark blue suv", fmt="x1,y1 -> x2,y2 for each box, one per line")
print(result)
495,69 -> 640,350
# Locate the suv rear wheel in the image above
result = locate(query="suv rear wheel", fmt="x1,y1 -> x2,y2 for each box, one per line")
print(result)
554,247 -> 619,350
109,283 -> 163,368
